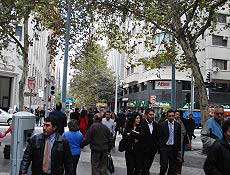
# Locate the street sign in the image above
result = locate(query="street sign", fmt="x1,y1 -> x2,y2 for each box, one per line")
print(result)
38,89 -> 44,98
24,92 -> 37,97
66,97 -> 73,103
150,95 -> 156,103
28,77 -> 35,90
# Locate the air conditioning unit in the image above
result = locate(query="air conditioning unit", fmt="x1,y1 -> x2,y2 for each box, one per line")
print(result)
213,67 -> 219,72
223,36 -> 228,40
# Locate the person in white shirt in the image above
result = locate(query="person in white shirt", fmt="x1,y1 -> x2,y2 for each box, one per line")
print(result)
102,111 -> 115,137
158,109 -> 181,175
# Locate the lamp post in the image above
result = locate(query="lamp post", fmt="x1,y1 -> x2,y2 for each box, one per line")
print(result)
61,2 -> 71,108
171,63 -> 176,110
114,52 -> 119,115
190,75 -> 195,114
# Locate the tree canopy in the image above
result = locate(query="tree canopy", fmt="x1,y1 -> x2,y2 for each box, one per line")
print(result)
1,0 -> 229,120
67,0 -> 228,122
69,40 -> 115,107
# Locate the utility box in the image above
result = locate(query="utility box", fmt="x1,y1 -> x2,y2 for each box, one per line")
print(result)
10,112 -> 35,175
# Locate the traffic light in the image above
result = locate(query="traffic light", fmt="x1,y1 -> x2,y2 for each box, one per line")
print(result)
206,72 -> 211,83
50,85 -> 55,95
185,93 -> 191,103
48,95 -> 51,102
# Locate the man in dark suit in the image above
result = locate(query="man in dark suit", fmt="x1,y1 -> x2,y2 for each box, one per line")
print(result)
49,102 -> 67,135
141,109 -> 159,175
158,109 -> 181,175
175,110 -> 189,174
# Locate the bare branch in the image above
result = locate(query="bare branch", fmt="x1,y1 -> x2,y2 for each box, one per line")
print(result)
192,0 -> 227,43
95,1 -> 174,35
9,33 -> 25,55
183,0 -> 199,31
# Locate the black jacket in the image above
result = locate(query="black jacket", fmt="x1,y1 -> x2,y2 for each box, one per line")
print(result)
204,139 -> 230,175
81,120 -> 113,152
187,118 -> 196,134
19,133 -> 73,175
158,120 -> 181,151
123,124 -> 143,152
141,119 -> 159,153
49,110 -> 67,135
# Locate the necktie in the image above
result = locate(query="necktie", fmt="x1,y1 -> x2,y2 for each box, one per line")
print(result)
43,138 -> 51,173
169,123 -> 174,144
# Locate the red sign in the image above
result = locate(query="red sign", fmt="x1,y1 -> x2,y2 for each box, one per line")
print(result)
150,95 -> 156,103
155,81 -> 171,89
28,77 -> 35,90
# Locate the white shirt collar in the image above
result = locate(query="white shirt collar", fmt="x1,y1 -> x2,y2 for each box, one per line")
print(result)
168,120 -> 174,125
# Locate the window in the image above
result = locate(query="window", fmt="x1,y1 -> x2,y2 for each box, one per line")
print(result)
152,81 -> 155,90
210,83 -> 230,93
133,85 -> 139,93
215,14 -> 227,23
126,67 -> 131,76
212,59 -> 227,70
212,35 -> 227,47
141,82 -> 147,91
15,26 -> 22,41
182,81 -> 191,90
32,64 -> 35,77
124,88 -> 128,94
154,33 -> 173,45
128,86 -> 133,94
131,67 -> 134,74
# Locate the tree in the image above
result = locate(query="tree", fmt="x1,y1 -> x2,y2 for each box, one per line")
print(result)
72,0 -> 228,122
69,40 -> 115,107
0,0 -> 62,110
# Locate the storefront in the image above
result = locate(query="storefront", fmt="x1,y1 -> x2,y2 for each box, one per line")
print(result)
0,63 -> 20,111
0,76 -> 12,111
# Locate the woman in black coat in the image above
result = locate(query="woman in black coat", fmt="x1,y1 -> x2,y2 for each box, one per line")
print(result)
123,112 -> 143,175
203,120 -> 230,175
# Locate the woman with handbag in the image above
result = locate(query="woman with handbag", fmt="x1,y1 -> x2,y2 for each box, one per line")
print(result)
123,112 -> 143,175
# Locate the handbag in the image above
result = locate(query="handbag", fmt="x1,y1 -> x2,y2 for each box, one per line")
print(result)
107,153 -> 115,174
118,138 -> 126,152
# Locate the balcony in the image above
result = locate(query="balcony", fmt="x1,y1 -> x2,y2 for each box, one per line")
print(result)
212,70 -> 230,82
206,46 -> 230,60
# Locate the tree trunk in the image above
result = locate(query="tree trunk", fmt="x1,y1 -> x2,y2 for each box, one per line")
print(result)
178,37 -> 209,125
19,16 -> 29,111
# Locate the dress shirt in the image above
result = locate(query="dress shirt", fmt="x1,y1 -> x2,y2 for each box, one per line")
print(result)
166,121 -> 174,145
47,133 -> 56,174
146,119 -> 153,134
102,118 -> 115,136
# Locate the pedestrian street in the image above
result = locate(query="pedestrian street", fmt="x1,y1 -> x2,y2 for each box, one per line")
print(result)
0,127 -> 205,175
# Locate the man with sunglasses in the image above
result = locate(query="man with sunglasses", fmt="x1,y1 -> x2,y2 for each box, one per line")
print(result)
201,106 -> 224,154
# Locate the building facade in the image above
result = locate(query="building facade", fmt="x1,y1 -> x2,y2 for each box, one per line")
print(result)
108,12 -> 230,112
0,17 -> 54,112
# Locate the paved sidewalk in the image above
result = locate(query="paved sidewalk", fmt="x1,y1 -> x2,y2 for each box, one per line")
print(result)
0,128 -> 206,175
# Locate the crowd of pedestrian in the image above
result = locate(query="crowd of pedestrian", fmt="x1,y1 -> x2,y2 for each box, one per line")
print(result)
16,102 -> 230,175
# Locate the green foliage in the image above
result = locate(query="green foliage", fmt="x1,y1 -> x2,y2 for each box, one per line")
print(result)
54,87 -> 61,104
69,39 -> 115,107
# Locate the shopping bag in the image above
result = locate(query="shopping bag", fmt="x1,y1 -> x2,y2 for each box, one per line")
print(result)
118,138 -> 126,152
107,153 -> 115,174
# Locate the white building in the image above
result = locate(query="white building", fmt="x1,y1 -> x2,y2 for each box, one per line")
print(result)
0,17 -> 54,111
108,12 -> 230,111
